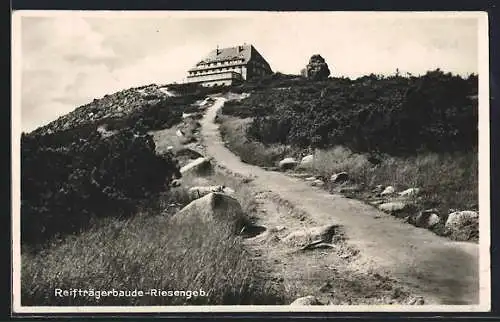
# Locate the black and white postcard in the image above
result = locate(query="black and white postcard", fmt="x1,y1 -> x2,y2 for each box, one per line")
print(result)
11,10 -> 491,313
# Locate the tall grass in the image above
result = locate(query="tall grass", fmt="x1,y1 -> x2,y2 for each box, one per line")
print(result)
312,147 -> 373,183
312,146 -> 478,214
22,213 -> 283,305
218,115 -> 299,168
21,171 -> 284,306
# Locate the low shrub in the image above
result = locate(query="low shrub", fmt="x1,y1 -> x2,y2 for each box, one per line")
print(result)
21,126 -> 181,248
224,70 -> 478,156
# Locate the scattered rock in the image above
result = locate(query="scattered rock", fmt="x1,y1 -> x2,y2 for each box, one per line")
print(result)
290,296 -> 323,306
298,154 -> 314,168
188,185 -> 225,200
399,187 -> 420,197
180,157 -> 211,175
174,192 -> 245,232
411,210 -> 441,228
426,213 -> 441,228
305,176 -> 317,181
31,84 -> 176,136
310,179 -> 325,187
279,157 -> 298,170
445,210 -> 479,240
222,186 -> 236,196
407,296 -> 425,305
330,172 -> 349,183
176,129 -> 185,137
282,225 -> 338,247
380,186 -> 396,196
378,201 -> 412,215
96,125 -> 118,138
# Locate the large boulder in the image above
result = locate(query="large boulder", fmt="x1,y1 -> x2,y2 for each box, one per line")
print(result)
279,157 -> 298,171
297,154 -> 314,169
410,209 -> 441,228
445,211 -> 479,240
380,186 -> 396,196
180,157 -> 211,175
173,192 -> 246,232
399,187 -> 420,197
378,201 -> 415,217
305,54 -> 331,81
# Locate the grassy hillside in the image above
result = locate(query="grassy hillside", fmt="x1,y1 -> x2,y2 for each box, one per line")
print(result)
219,71 -> 479,240
22,173 -> 285,306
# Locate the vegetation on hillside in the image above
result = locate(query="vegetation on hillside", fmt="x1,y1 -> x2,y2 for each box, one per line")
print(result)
21,87 -> 285,305
22,172 -> 285,305
21,85 -> 220,248
223,70 -> 478,156
21,125 -> 181,248
219,70 -> 479,240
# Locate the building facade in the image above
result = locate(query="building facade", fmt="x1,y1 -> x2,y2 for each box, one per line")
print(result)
186,44 -> 273,87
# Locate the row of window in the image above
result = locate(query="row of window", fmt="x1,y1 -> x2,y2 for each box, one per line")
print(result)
200,59 -> 245,68
190,67 -> 241,76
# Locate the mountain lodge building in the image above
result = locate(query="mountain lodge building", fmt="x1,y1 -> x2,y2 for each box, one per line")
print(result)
186,44 -> 273,87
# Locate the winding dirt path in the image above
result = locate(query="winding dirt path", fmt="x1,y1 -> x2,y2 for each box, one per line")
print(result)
201,96 -> 480,305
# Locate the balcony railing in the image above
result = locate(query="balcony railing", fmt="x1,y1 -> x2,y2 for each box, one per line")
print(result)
186,71 -> 243,83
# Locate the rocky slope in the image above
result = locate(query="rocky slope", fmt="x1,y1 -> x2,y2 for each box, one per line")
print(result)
30,84 -> 179,136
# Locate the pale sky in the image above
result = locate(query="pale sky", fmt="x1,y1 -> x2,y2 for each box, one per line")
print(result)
14,11 -> 482,132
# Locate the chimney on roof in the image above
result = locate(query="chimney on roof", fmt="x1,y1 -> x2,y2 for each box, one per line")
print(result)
216,45 -> 220,55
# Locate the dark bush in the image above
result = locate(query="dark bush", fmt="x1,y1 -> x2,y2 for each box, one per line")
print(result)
21,126 -> 181,247
125,98 -> 183,132
233,69 -> 478,156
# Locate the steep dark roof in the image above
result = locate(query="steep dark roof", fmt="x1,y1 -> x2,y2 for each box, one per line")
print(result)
198,44 -> 253,64
188,44 -> 272,73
